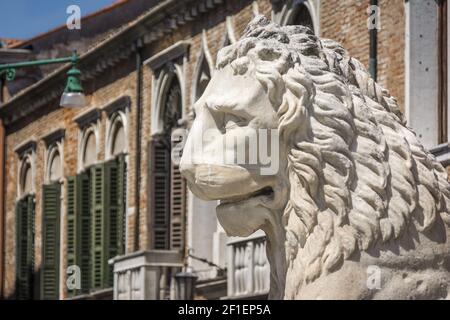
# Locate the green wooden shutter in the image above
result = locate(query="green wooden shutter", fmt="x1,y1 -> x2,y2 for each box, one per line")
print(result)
66,176 -> 77,295
90,164 -> 107,290
16,195 -> 35,300
77,172 -> 91,292
170,132 -> 186,251
67,173 -> 90,296
148,137 -> 170,250
116,154 -> 126,257
41,183 -> 61,300
103,155 -> 126,287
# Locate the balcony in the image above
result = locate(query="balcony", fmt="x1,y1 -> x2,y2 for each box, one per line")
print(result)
226,232 -> 270,299
110,250 -> 183,300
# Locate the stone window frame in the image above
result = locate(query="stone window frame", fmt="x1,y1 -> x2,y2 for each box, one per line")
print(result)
42,129 -> 65,185
103,96 -> 131,161
15,140 -> 37,200
272,0 -> 320,35
74,108 -> 101,173
145,41 -> 190,252
144,40 -> 190,135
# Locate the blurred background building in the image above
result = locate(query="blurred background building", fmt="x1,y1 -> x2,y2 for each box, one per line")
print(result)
0,0 -> 448,299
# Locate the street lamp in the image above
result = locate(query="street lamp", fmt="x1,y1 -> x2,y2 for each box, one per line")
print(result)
174,271 -> 198,300
0,51 -> 86,108
60,64 -> 85,108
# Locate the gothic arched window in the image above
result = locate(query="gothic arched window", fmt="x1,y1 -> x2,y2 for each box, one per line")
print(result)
194,55 -> 211,102
107,113 -> 127,158
42,142 -> 63,299
82,130 -> 97,168
288,3 -> 314,31
68,114 -> 126,295
273,0 -> 318,34
20,159 -> 33,196
150,76 -> 186,252
162,78 -> 183,134
47,147 -> 62,183
112,123 -> 125,156
16,151 -> 35,300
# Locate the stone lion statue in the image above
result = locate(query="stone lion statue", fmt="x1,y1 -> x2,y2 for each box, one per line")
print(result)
180,16 -> 450,299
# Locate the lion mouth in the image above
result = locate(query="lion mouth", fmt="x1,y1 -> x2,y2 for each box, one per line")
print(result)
218,186 -> 274,205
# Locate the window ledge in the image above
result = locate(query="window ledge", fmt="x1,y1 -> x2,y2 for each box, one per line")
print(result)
430,143 -> 450,166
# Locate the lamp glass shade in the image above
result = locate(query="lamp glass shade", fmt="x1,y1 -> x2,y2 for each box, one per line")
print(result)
60,91 -> 86,108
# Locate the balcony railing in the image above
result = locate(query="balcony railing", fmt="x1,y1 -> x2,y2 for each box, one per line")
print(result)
110,250 -> 183,300
226,232 -> 270,299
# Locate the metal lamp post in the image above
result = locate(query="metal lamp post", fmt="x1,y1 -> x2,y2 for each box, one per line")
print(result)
0,51 -> 86,108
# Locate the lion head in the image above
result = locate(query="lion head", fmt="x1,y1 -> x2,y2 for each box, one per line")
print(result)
180,16 -> 450,299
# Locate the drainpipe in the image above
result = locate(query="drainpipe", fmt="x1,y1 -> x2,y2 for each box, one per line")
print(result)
0,79 -> 5,298
134,38 -> 143,252
369,0 -> 378,81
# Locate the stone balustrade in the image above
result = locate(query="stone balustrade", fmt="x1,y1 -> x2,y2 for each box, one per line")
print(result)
226,232 -> 270,299
110,250 -> 183,300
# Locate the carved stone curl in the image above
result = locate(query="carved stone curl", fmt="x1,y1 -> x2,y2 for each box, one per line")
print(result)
180,16 -> 450,299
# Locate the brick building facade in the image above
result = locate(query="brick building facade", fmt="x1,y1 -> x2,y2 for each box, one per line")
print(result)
0,0 -> 448,300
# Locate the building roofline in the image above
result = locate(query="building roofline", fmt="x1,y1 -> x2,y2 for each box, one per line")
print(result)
0,0 -> 177,123
9,0 -> 130,49
0,0 -> 226,126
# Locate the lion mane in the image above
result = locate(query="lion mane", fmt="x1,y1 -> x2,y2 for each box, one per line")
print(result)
216,16 -> 450,297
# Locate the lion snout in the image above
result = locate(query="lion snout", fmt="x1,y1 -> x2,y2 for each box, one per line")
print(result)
181,163 -> 272,200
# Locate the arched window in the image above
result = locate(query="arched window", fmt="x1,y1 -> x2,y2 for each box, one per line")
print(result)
194,56 -> 211,102
42,143 -> 63,299
68,118 -> 126,294
191,31 -> 214,123
272,0 -> 319,34
194,31 -> 213,103
107,113 -> 127,159
162,78 -> 182,134
46,146 -> 62,183
16,152 -> 35,299
49,152 -> 61,182
20,159 -> 33,196
288,3 -> 314,31
82,130 -> 97,168
149,76 -> 186,251
17,150 -> 35,197
112,124 -> 125,156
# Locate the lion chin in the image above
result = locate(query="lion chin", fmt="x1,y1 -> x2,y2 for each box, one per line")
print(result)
181,16 -> 450,300
216,197 -> 274,237
181,163 -> 282,237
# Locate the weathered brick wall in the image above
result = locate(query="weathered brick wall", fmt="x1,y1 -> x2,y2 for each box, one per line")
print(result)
2,0 -> 409,299
2,0 -> 267,299
3,68 -> 138,298
378,0 -> 405,112
139,0 -> 266,252
321,0 -> 405,112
